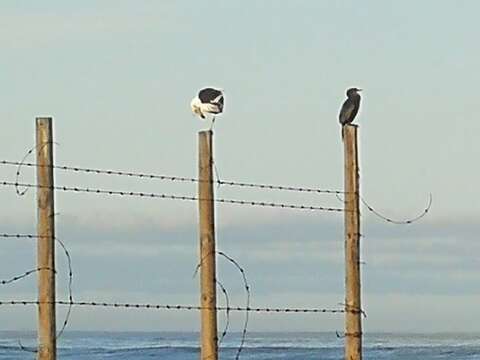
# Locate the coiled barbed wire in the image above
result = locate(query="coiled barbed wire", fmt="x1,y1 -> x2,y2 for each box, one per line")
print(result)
193,259 -> 231,346
335,192 -> 432,224
0,233 -> 74,340
217,251 -> 250,360
195,250 -> 252,359
54,236 -> 74,339
216,279 -> 230,345
360,194 -> 432,225
0,181 -> 346,212
5,143 -> 57,196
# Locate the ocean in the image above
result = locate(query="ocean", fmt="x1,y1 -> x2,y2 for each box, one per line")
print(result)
1,332 -> 479,359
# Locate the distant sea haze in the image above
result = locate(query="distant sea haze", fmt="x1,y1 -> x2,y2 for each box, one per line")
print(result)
1,331 -> 479,359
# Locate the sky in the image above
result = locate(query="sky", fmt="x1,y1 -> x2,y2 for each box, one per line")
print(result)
0,1 -> 479,333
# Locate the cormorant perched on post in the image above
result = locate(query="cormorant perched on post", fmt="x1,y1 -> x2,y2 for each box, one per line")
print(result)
339,87 -> 362,137
190,87 -> 224,129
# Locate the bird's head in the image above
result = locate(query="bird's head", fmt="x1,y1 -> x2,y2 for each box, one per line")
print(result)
346,87 -> 362,97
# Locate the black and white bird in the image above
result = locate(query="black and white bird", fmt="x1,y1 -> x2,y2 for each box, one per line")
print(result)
339,87 -> 362,127
190,87 -> 224,128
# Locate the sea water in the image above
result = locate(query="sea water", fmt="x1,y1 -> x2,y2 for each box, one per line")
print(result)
1,331 -> 479,359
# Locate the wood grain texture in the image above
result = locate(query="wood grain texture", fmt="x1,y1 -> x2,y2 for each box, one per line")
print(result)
36,117 -> 57,360
198,131 -> 218,360
343,124 -> 362,360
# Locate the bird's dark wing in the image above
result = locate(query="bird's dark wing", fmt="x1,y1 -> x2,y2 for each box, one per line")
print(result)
339,98 -> 360,125
198,88 -> 223,103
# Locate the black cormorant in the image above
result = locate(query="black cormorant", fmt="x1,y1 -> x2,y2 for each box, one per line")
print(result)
339,87 -> 362,126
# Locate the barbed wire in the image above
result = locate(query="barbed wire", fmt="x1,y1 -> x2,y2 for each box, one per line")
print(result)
0,149 -> 368,356
1,160 -> 345,195
18,340 -> 37,354
54,236 -> 74,339
335,192 -> 432,225
12,145 -> 40,197
217,251 -> 250,360
1,267 -> 55,285
0,234 -> 41,239
0,300 -> 346,314
0,181 -> 346,212
193,251 -> 248,356
0,230 -> 358,356
0,233 -> 74,340
216,279 -> 230,345
339,303 -> 368,319
193,272 -> 232,345
0,232 -> 356,358
360,193 -> 433,225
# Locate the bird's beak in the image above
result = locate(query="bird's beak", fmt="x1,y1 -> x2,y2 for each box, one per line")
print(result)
357,88 -> 363,92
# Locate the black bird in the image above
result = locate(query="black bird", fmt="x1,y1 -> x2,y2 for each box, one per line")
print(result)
339,87 -> 362,130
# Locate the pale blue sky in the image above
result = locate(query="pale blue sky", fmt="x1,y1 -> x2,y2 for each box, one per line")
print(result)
1,1 -> 479,333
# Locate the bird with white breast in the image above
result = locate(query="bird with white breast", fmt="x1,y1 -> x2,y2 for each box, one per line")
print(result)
191,87 -> 225,130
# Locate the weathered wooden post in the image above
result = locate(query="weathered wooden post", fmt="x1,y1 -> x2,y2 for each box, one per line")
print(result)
36,117 -> 57,360
198,130 -> 218,360
343,124 -> 362,360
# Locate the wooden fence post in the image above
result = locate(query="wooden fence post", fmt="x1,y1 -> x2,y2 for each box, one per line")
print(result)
343,124 -> 362,360
36,117 -> 56,360
198,130 -> 218,360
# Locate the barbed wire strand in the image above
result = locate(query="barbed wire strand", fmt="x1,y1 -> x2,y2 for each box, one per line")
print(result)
193,250 -> 251,355
335,191 -> 432,225
193,250 -> 216,279
11,143 -> 57,197
193,257 -> 231,345
217,251 -> 250,360
0,181 -> 345,213
0,300 -> 345,313
212,159 -> 223,189
1,267 -> 55,285
54,236 -> 74,339
14,144 -> 41,196
18,340 -> 37,354
0,234 -> 41,239
360,193 -> 432,225
216,279 -> 230,345
338,303 -> 368,319
192,256 -> 230,345
1,160 -> 345,195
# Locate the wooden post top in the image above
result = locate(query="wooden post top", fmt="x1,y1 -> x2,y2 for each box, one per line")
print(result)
199,130 -> 213,136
